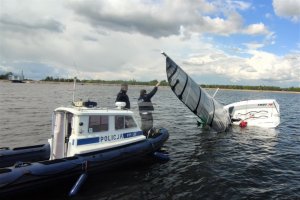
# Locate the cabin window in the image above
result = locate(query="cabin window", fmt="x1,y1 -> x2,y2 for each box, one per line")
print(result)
115,115 -> 137,130
88,116 -> 109,132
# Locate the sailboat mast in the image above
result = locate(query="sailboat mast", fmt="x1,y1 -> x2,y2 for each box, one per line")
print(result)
72,77 -> 77,102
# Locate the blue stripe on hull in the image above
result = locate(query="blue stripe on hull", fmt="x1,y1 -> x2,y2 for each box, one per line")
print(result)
123,131 -> 143,138
77,131 -> 144,146
77,137 -> 99,145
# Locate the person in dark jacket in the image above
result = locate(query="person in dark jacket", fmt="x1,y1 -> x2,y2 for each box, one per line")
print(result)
138,81 -> 160,134
116,83 -> 130,109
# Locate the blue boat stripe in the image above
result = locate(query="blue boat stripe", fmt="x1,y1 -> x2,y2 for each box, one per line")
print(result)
123,131 -> 143,138
77,137 -> 99,145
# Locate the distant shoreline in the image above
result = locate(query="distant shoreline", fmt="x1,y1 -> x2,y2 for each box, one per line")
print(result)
213,88 -> 300,94
1,80 -> 299,94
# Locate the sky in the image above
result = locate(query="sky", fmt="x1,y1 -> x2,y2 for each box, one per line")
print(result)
0,0 -> 299,87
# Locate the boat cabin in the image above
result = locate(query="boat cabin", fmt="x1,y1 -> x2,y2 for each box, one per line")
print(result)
49,101 -> 145,159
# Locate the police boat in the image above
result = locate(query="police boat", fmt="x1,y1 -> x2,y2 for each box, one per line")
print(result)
0,100 -> 169,197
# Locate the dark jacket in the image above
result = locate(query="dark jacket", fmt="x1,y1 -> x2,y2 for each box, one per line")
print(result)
116,90 -> 130,109
138,86 -> 158,112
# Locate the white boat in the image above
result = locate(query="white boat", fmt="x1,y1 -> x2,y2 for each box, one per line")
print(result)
224,99 -> 280,128
0,100 -> 169,198
8,70 -> 25,83
50,101 -> 148,158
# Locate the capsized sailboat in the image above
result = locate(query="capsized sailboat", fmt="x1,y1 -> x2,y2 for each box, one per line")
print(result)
161,52 -> 231,133
161,52 -> 280,130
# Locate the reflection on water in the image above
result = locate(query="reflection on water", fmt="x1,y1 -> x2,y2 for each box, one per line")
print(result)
0,82 -> 299,199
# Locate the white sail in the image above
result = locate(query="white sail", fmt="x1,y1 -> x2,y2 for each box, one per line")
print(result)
162,52 -> 231,132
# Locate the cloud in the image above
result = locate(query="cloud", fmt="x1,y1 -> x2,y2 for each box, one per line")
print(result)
198,12 -> 243,36
273,0 -> 300,22
0,0 -> 298,87
241,32 -> 276,51
68,0 -> 188,38
0,62 -> 71,80
243,42 -> 265,50
183,49 -> 300,84
227,0 -> 251,11
67,0 -> 267,37
0,14 -> 65,33
242,23 -> 269,35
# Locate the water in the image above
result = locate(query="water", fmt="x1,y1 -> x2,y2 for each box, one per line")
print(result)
0,82 -> 299,199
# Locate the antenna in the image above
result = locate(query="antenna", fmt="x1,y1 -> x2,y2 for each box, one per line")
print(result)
212,88 -> 219,98
72,77 -> 77,102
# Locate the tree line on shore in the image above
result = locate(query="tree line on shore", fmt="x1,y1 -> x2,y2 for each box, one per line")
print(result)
200,84 -> 300,92
37,76 -> 300,92
0,73 -> 299,92
0,72 -> 13,79
42,76 -> 169,86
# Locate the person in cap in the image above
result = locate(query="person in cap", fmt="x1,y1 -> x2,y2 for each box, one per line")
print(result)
116,83 -> 130,109
138,81 -> 160,134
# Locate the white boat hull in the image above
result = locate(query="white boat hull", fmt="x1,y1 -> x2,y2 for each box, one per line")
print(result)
224,99 -> 280,128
